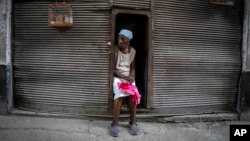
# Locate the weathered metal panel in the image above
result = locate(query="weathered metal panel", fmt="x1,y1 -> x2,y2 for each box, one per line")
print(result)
13,1 -> 111,112
153,0 -> 242,110
113,0 -> 151,9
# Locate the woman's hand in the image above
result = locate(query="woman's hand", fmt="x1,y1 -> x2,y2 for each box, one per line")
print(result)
114,70 -> 134,83
123,75 -> 135,83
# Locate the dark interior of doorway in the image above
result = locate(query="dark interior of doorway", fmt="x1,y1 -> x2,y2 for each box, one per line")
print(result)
115,13 -> 148,109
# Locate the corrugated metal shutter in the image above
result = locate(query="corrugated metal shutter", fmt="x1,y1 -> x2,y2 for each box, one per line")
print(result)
13,1 -> 111,113
113,0 -> 151,9
153,0 -> 241,111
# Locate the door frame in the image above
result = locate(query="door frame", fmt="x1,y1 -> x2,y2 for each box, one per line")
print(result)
108,9 -> 153,110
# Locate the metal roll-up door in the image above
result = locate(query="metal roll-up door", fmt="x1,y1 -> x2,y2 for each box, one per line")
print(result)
153,0 -> 242,114
13,1 -> 111,113
113,0 -> 151,9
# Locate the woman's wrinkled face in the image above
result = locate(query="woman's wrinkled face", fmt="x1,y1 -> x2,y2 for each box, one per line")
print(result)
118,35 -> 130,50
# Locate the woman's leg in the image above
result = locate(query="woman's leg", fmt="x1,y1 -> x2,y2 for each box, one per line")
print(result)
127,96 -> 137,124
112,97 -> 123,126
127,96 -> 139,135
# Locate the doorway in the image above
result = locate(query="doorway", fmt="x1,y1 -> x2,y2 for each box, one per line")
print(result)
111,9 -> 152,109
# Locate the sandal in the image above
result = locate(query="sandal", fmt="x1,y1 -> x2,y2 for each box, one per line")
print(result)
109,124 -> 120,137
129,123 -> 139,135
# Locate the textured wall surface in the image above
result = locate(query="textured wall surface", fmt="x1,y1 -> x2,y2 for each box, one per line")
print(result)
0,0 -> 7,114
239,0 -> 250,120
0,0 -> 6,65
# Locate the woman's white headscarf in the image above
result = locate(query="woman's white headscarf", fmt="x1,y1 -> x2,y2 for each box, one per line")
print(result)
119,29 -> 133,40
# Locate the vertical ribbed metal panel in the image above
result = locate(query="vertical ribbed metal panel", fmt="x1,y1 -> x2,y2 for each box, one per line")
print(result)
153,0 -> 242,109
13,1 -> 111,111
113,0 -> 151,9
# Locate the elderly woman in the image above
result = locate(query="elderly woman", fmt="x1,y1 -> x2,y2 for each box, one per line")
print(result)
109,29 -> 140,137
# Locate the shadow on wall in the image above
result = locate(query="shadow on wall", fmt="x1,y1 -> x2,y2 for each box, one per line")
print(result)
0,65 -> 6,101
0,65 -> 7,114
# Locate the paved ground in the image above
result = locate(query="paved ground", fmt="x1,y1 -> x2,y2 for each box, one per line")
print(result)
0,114 -> 249,141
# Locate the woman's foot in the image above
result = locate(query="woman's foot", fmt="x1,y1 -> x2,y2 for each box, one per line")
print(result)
109,124 -> 120,137
129,122 -> 139,135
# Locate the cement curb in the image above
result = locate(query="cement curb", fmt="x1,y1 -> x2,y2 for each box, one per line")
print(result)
9,108 -> 240,123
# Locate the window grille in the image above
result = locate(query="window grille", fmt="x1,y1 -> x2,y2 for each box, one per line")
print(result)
48,2 -> 73,28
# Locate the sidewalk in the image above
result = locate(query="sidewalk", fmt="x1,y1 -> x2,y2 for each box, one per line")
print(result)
0,114 -> 249,141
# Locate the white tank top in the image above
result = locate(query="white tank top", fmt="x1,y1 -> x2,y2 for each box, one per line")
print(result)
115,47 -> 136,76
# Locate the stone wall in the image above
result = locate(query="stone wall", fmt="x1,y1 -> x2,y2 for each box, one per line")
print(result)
0,0 -> 7,114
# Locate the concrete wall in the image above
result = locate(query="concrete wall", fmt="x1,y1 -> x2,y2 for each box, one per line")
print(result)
239,0 -> 250,121
0,0 -> 6,65
0,0 -> 7,114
